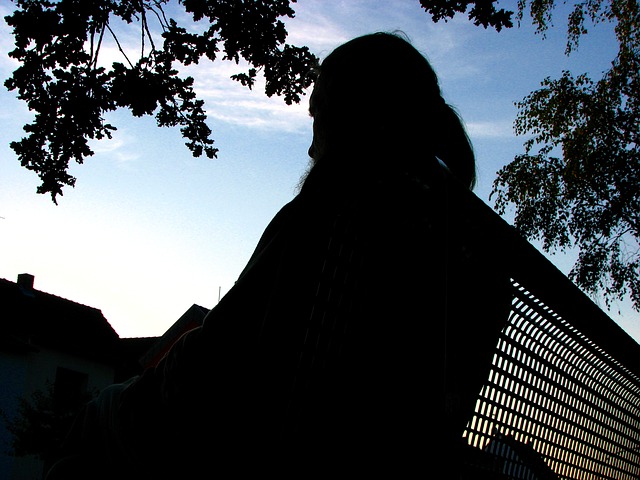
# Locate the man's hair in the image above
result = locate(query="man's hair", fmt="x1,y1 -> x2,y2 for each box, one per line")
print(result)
309,31 -> 476,189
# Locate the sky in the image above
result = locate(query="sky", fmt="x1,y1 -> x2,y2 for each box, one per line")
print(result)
1,0 -> 638,343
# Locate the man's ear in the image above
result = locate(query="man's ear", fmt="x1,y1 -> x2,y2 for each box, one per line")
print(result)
308,137 -> 316,160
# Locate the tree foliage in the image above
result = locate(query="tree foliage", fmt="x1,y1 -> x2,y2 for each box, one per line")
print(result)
4,0 -> 318,202
491,0 -> 640,311
418,0 -> 513,31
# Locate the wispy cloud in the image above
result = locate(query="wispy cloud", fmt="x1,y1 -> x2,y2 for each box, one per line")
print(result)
284,2 -> 351,55
90,8 -> 315,135
186,59 -> 312,133
0,7 -> 21,75
88,130 -> 141,165
285,1 -> 487,83
466,120 -> 514,139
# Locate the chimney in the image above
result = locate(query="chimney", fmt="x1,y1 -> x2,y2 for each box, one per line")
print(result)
17,273 -> 35,291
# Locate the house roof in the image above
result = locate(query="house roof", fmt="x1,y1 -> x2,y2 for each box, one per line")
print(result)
115,336 -> 159,380
0,274 -> 120,362
138,304 -> 209,369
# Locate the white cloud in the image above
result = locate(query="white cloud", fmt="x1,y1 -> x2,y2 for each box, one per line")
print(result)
89,135 -> 126,154
88,130 -> 141,165
184,59 -> 312,133
466,120 -> 515,139
0,9 -> 22,75
284,3 -> 351,55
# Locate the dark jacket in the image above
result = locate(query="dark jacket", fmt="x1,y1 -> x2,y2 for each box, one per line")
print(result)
51,155 -> 511,478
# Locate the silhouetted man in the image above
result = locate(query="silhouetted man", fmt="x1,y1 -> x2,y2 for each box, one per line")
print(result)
47,32 -> 511,479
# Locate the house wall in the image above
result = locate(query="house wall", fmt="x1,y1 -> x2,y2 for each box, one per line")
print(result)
0,351 -> 28,478
0,347 -> 117,480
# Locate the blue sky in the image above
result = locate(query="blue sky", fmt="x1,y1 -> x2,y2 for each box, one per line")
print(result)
1,1 -> 637,342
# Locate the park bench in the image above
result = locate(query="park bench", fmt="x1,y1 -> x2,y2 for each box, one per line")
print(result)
460,198 -> 640,479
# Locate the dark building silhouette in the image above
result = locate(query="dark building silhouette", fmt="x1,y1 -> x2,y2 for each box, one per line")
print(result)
0,273 -> 207,479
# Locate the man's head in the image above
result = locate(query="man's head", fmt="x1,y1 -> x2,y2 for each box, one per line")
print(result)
308,32 -> 476,190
